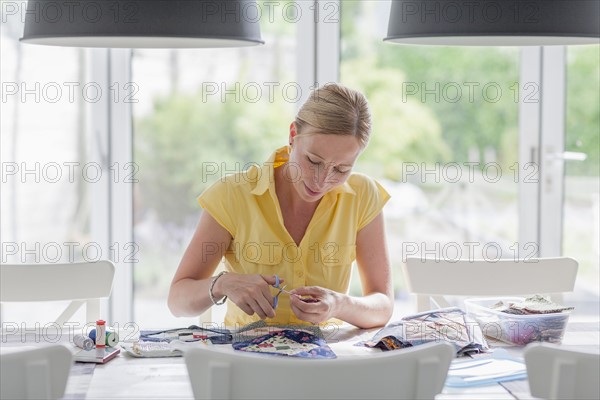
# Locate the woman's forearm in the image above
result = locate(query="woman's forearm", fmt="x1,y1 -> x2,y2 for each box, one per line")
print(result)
333,292 -> 394,329
167,277 -> 214,317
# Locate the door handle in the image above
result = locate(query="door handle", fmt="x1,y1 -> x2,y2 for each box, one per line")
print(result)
545,151 -> 587,161
542,149 -> 586,193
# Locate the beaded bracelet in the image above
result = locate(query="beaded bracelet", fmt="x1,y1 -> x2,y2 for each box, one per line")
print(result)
209,271 -> 228,305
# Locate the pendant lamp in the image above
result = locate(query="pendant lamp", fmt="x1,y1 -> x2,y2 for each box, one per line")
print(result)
385,0 -> 600,46
20,0 -> 264,48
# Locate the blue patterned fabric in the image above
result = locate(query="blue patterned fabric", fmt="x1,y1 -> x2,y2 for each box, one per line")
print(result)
233,329 -> 337,359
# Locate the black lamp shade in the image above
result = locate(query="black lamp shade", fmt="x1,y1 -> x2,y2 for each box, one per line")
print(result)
385,0 -> 600,46
21,0 -> 264,48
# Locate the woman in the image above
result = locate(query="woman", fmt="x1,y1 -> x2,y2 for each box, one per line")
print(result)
168,83 -> 393,329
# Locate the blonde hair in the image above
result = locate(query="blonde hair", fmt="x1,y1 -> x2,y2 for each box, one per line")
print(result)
294,83 -> 372,148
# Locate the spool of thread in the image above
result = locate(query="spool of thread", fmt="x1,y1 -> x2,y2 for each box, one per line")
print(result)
106,331 -> 119,347
73,334 -> 94,350
95,320 -> 106,348
89,328 -> 119,347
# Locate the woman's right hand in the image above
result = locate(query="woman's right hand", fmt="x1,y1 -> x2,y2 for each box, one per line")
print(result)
213,273 -> 281,319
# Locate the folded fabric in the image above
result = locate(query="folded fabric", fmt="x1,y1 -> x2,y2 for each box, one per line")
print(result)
139,325 -> 233,344
490,294 -> 574,315
139,321 -> 325,346
233,330 -> 337,359
358,307 -> 489,356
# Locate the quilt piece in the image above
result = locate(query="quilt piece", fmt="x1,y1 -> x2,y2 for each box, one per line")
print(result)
233,330 -> 336,359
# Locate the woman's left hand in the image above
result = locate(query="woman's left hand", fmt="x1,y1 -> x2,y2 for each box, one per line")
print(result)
289,286 -> 341,324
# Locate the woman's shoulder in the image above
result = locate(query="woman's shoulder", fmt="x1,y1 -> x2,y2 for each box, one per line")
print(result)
346,172 -> 383,192
346,172 -> 391,203
346,173 -> 391,229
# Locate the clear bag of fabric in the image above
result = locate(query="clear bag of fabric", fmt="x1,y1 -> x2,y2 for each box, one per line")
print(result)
359,307 -> 489,356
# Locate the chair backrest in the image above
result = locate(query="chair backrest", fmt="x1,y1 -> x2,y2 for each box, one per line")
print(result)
184,341 -> 455,400
403,257 -> 578,312
0,261 -> 115,326
0,345 -> 73,400
524,343 -> 600,400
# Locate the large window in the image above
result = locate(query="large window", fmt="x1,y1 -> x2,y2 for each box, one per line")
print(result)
341,1 -> 520,299
3,0 -> 597,327
132,2 -> 300,327
1,14 -> 91,325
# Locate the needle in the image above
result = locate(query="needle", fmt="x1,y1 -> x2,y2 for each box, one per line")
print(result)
277,287 -> 295,296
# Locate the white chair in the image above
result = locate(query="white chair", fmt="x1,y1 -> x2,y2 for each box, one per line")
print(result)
403,257 -> 578,312
0,345 -> 73,400
0,261 -> 115,326
524,343 -> 600,400
184,341 -> 455,400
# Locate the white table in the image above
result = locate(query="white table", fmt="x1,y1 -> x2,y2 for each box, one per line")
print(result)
2,320 -> 598,399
